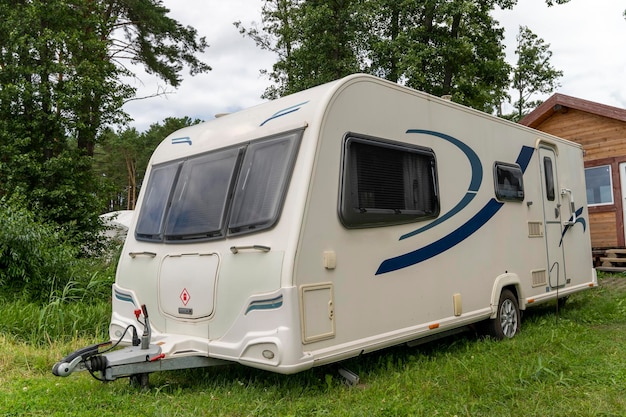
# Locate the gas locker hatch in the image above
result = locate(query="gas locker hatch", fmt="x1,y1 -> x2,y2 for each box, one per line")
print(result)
158,252 -> 219,319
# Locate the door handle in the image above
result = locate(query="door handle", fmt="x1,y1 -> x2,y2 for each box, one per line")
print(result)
560,188 -> 576,226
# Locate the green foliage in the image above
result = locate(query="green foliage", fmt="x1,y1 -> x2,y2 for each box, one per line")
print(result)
0,0 -> 209,250
280,0 -> 363,97
237,0 -> 369,99
507,25 -> 563,121
115,0 -> 211,87
0,197 -> 79,302
95,117 -> 200,211
238,0 -> 513,111
0,287 -> 111,345
365,0 -> 513,112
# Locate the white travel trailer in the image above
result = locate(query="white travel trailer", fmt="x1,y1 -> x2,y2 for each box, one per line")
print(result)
54,74 -> 596,385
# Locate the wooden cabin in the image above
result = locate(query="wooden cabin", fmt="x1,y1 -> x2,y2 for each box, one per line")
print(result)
519,94 -> 626,269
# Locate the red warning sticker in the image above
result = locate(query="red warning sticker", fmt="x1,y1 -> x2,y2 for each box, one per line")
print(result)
180,288 -> 190,306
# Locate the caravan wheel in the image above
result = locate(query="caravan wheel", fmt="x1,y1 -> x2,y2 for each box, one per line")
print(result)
487,289 -> 520,339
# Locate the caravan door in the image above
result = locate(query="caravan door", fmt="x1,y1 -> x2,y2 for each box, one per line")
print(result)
539,147 -> 567,289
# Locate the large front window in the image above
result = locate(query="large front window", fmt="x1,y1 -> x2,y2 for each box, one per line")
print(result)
135,129 -> 302,242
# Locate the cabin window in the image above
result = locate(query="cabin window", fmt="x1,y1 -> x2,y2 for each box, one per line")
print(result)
340,135 -> 439,228
543,157 -> 555,201
165,147 -> 241,240
494,162 -> 524,201
585,165 -> 613,206
135,129 -> 302,242
135,163 -> 180,239
228,132 -> 302,234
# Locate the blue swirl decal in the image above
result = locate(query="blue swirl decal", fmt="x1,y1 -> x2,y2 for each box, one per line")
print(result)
245,294 -> 284,315
114,288 -> 136,306
376,145 -> 535,275
260,101 -> 309,126
559,207 -> 586,246
400,130 -> 483,240
172,137 -> 192,146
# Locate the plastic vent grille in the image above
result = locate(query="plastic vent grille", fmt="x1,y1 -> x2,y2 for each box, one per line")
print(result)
528,222 -> 544,238
532,270 -> 547,288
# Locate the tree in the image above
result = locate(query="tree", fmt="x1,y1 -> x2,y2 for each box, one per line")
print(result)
237,0 -> 514,112
0,0 -> 209,247
507,26 -> 562,121
285,0 -> 362,95
236,0 -> 362,99
95,117 -> 199,211
364,0 -> 514,112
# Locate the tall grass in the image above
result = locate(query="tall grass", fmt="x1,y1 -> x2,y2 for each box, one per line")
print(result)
0,252 -> 117,345
1,274 -> 625,416
0,279 -> 112,345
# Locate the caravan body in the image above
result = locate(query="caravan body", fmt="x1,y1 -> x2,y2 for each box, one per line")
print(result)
108,74 -> 595,375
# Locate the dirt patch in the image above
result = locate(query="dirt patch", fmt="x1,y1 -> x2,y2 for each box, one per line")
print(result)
599,276 -> 626,292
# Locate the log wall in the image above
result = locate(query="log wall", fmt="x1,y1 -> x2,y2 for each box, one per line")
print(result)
532,108 -> 626,249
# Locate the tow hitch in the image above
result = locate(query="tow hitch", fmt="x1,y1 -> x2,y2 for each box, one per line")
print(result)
52,304 -> 161,388
53,304 -> 227,389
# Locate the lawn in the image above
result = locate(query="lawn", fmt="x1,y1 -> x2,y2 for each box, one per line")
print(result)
1,274 -> 625,416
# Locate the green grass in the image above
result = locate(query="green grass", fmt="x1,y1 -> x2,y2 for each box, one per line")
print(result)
1,273 -> 626,416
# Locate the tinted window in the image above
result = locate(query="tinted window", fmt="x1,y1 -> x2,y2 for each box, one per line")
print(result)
229,132 -> 301,234
543,157 -> 555,201
340,136 -> 439,228
135,129 -> 303,242
135,163 -> 180,239
165,147 -> 241,239
494,162 -> 524,201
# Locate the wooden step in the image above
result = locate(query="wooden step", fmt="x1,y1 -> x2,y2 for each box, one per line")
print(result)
597,266 -> 626,273
600,257 -> 626,264
605,249 -> 626,256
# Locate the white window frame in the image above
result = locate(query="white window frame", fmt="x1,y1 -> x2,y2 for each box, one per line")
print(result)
585,164 -> 614,207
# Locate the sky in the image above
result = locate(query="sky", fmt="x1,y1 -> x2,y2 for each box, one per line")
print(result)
122,0 -> 626,132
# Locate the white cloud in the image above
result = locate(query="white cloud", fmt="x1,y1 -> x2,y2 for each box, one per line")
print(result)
493,0 -> 626,109
122,0 -> 276,131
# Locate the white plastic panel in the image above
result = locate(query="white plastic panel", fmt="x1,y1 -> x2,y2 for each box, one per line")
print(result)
158,253 -> 219,319
300,283 -> 335,343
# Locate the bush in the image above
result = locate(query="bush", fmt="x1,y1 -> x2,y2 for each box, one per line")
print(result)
0,196 -> 80,302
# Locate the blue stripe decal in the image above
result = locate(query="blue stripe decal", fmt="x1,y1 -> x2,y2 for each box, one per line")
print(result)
114,289 -> 136,306
560,207 -> 586,246
377,199 -> 504,275
376,145 -> 535,275
245,294 -> 284,314
401,130 -> 483,240
260,101 -> 309,126
172,137 -> 192,145
515,146 -> 535,171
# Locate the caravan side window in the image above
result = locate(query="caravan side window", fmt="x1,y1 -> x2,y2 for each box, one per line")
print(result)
494,162 -> 524,202
340,135 -> 439,228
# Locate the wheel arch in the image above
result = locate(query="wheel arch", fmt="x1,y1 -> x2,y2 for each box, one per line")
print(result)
489,273 -> 525,319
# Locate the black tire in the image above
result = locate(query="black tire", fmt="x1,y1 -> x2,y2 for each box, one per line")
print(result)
486,289 -> 520,339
